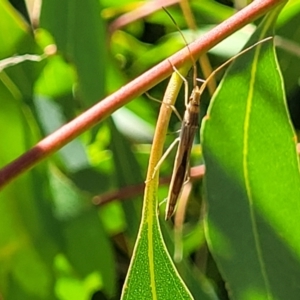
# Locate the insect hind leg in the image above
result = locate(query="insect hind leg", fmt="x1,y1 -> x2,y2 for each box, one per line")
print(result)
149,137 -> 180,181
145,92 -> 183,122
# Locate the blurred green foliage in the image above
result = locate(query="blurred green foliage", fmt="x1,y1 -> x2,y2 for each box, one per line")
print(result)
0,0 -> 300,299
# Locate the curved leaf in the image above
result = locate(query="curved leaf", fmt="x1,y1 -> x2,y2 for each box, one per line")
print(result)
202,7 -> 300,300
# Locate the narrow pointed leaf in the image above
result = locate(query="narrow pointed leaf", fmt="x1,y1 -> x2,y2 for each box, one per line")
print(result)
121,213 -> 195,300
121,69 -> 213,300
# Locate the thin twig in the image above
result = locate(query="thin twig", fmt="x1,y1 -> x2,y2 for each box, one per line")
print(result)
93,165 -> 205,206
108,0 -> 180,34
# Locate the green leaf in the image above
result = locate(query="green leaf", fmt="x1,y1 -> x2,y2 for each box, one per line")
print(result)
201,7 -> 300,300
40,0 -> 106,106
0,5 -> 60,298
62,209 -> 116,297
0,1 -> 44,100
0,95 -> 58,299
108,119 -> 144,240
275,0 -> 300,94
0,1 -> 29,58
121,215 -> 194,299
34,54 -> 75,98
54,254 -> 103,300
33,95 -> 90,172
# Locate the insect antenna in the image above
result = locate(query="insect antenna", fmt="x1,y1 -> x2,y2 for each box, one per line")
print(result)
162,7 -> 198,89
198,36 -> 273,95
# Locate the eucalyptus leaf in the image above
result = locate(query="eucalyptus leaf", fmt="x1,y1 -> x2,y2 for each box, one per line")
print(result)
202,7 -> 300,300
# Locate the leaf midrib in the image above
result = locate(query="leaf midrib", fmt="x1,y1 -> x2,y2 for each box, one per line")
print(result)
242,21 -> 274,300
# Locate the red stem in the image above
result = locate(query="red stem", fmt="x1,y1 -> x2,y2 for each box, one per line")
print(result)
108,0 -> 180,34
93,165 -> 205,206
0,0 -> 284,189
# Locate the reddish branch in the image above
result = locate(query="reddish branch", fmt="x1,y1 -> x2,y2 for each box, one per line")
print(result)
108,0 -> 180,34
93,165 -> 205,206
0,0 -> 286,189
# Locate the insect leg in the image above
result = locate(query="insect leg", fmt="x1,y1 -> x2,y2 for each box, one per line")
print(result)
151,137 -> 180,180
